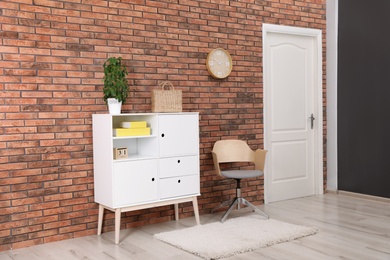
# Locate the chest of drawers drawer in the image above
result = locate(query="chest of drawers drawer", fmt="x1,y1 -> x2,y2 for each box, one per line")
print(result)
159,155 -> 199,178
159,174 -> 199,199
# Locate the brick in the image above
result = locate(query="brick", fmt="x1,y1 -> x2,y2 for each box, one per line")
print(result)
44,193 -> 73,202
11,197 -> 44,207
59,184 -> 87,193
59,197 -> 88,207
0,244 -> 12,252
11,211 -> 43,222
65,3 -> 92,12
20,77 -> 52,84
5,127 -> 37,134
11,182 -> 43,192
28,229 -> 58,239
44,179 -> 72,188
0,201 -> 11,208
39,139 -> 69,147
0,31 -> 19,39
43,220 -> 71,230
56,132 -> 83,139
24,133 -> 55,140
34,0 -> 64,8
52,91 -> 82,99
27,160 -> 59,169
67,30 -> 95,39
43,206 -> 72,216
69,164 -> 92,172
59,211 -> 86,221
65,58 -> 94,64
37,112 -> 67,119
41,167 -> 70,175
37,70 -> 66,77
24,147 -> 56,155
28,188 -> 59,197
0,234 -> 28,246
56,145 -> 84,153
11,238 -> 44,249
1,191 -> 28,201
75,203 -> 96,212
73,190 -> 93,198
52,9 -> 82,20
10,169 -> 41,177
43,234 -> 72,244
73,229 -> 96,238
0,186 -> 11,193
0,205 -> 28,214
51,22 -> 81,31
80,24 -> 108,33
0,230 -> 11,238
0,162 -> 27,171
2,9 -> 32,18
28,214 -> 58,225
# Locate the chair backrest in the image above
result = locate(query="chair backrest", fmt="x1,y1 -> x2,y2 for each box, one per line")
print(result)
211,140 -> 267,176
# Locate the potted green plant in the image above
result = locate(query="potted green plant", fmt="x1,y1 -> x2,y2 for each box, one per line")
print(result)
103,57 -> 129,114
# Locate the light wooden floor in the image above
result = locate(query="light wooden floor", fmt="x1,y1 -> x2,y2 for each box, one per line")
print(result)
1,193 -> 390,260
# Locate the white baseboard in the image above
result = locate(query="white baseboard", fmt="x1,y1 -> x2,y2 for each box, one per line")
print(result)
326,190 -> 390,203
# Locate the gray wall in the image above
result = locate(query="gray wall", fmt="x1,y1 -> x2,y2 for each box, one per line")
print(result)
338,0 -> 390,198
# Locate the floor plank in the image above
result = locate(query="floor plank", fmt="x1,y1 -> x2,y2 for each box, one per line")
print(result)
1,193 -> 389,259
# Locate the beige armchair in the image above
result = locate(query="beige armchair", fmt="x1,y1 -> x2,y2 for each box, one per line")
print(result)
211,140 -> 269,222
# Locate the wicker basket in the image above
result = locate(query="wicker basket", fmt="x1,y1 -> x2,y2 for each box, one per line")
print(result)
151,81 -> 182,112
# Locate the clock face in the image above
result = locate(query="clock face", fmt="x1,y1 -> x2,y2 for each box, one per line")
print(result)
206,48 -> 232,79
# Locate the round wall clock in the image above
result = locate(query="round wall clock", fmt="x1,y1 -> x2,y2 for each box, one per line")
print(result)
206,48 -> 233,79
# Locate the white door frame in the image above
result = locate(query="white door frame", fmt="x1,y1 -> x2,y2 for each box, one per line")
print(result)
262,24 -> 324,203
326,0 -> 338,191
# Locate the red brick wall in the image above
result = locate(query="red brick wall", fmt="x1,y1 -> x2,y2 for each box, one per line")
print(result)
0,0 -> 326,251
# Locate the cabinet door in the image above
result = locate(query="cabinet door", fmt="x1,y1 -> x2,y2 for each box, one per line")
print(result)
159,175 -> 200,199
159,156 -> 199,178
159,114 -> 199,157
113,159 -> 158,207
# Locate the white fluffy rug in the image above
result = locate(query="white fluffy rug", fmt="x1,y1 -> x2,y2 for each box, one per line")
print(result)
154,215 -> 318,259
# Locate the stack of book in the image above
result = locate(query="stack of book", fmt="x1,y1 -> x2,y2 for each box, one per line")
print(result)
113,121 -> 151,137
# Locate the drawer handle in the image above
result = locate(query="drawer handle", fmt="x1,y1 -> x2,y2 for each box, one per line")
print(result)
161,133 -> 165,137
177,160 -> 180,163
178,179 -> 181,183
151,178 -> 155,181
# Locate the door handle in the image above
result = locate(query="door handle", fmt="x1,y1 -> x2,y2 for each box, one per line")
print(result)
309,113 -> 315,129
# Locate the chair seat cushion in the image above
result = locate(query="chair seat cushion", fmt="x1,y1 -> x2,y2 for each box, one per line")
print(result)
221,170 -> 263,179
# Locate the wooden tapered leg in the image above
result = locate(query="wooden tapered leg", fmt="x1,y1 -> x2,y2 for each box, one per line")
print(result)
174,203 -> 179,220
97,204 -> 104,235
114,209 -> 121,244
192,197 -> 200,225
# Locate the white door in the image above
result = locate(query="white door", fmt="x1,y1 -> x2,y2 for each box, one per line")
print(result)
263,24 -> 323,203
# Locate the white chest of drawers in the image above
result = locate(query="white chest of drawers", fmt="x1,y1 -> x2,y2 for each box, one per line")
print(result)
92,112 -> 200,244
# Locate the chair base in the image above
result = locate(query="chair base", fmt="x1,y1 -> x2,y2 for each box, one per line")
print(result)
211,197 -> 269,223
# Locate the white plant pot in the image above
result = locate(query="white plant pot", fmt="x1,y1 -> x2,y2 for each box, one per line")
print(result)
107,98 -> 122,115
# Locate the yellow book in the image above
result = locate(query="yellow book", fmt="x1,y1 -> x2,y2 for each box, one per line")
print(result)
120,121 -> 147,128
113,127 -> 151,137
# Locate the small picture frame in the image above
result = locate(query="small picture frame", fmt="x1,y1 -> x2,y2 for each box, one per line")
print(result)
113,147 -> 128,159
